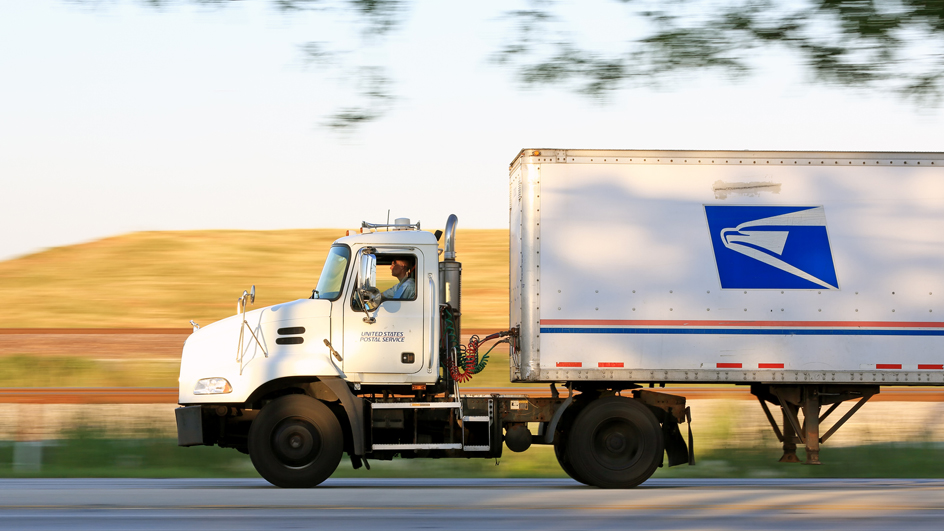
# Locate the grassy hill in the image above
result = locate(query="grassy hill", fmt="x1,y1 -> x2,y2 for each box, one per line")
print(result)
0,229 -> 509,329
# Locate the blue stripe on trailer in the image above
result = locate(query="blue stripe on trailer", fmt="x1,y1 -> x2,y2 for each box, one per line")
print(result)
540,327 -> 944,336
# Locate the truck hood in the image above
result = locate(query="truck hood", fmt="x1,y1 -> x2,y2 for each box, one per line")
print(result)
179,298 -> 341,404
196,298 -> 332,333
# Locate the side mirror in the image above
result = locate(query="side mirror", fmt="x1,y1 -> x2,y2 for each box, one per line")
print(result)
237,285 -> 256,315
357,253 -> 381,312
359,253 -> 377,291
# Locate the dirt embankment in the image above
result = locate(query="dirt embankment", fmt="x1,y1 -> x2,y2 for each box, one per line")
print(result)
0,329 -> 190,359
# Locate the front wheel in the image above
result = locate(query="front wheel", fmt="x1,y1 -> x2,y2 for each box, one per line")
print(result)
566,396 -> 664,489
248,394 -> 343,488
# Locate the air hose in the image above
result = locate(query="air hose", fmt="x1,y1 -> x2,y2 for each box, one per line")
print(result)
440,306 -> 510,383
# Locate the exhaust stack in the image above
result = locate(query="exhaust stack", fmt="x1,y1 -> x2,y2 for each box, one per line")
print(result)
443,214 -> 458,260
440,214 -> 462,330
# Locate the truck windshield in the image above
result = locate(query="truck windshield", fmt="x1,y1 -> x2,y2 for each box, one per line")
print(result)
314,246 -> 350,300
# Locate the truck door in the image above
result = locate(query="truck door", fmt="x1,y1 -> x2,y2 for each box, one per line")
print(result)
342,250 -> 427,375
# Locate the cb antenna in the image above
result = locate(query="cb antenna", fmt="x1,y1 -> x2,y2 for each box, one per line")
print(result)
386,209 -> 390,231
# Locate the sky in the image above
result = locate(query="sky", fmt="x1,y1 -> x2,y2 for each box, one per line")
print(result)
1,0 -> 942,262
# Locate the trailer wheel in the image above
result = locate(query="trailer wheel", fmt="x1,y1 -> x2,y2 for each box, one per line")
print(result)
248,394 -> 343,488
566,396 -> 663,489
554,434 -> 589,485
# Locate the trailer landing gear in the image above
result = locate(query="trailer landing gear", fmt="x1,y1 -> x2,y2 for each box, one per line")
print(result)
753,384 -> 879,465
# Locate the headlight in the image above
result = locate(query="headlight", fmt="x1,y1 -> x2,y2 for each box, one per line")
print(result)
193,378 -> 233,395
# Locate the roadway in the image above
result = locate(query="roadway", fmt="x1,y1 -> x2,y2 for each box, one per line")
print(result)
1,478 -> 942,530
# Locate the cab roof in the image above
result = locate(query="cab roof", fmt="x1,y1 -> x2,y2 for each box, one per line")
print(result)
334,229 -> 439,248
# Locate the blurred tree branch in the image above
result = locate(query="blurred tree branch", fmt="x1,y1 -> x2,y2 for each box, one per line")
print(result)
496,1 -> 944,103
70,0 -> 944,129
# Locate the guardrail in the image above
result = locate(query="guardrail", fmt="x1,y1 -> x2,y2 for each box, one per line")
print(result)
1,387 -> 941,404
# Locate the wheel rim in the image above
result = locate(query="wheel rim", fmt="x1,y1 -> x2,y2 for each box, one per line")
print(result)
590,418 -> 643,471
271,418 -> 322,468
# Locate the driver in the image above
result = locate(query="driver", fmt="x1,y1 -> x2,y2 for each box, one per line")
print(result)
382,257 -> 416,299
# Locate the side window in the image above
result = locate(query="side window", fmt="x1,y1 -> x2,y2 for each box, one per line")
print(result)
378,254 -> 417,301
351,253 -> 418,311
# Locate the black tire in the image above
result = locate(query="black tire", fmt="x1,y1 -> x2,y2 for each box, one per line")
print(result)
248,394 -> 343,488
566,396 -> 664,489
554,432 -> 589,485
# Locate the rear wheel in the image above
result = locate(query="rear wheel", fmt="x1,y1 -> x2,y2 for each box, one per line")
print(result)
566,396 -> 663,488
249,394 -> 343,488
554,432 -> 589,485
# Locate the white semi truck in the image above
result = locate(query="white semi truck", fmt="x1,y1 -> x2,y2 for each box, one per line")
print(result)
177,149 -> 944,488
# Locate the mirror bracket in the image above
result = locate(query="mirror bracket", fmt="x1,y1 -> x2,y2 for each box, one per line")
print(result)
355,289 -> 378,324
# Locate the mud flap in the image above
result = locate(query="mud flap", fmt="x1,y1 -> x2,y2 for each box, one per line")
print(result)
662,411 -> 689,467
685,406 -> 695,465
633,390 -> 695,467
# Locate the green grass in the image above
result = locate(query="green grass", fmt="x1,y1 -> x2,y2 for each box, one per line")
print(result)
0,438 -> 257,479
2,433 -> 942,479
654,444 -> 944,479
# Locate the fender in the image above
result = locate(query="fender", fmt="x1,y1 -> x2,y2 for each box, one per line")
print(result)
320,377 -> 366,456
543,382 -> 574,444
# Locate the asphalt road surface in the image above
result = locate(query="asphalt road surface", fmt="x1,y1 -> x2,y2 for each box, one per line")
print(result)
1,478 -> 943,530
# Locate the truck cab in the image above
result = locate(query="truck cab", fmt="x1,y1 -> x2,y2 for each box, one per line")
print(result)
177,220 -> 442,409
334,229 -> 439,384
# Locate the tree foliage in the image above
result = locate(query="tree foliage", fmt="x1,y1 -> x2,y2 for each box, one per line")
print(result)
73,0 -> 944,128
497,1 -> 944,102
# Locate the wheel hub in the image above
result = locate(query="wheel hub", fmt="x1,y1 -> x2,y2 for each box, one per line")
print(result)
592,419 -> 642,470
272,419 -> 322,468
605,433 -> 626,453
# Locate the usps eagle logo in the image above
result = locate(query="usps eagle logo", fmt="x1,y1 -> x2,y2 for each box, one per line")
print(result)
704,206 -> 839,290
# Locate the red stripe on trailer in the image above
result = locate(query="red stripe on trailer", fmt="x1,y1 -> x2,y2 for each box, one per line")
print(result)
540,319 -> 944,328
758,363 -> 785,369
556,362 -> 582,368
598,362 -> 624,368
876,364 -> 902,369
717,363 -> 742,368
918,364 -> 944,370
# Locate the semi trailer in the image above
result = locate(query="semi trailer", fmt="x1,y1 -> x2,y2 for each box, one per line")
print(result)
176,149 -> 944,488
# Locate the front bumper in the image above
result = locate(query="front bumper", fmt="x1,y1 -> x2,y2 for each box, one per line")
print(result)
175,405 -> 208,447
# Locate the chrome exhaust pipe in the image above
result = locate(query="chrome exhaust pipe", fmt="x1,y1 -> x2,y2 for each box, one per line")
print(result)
443,214 -> 458,261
